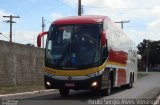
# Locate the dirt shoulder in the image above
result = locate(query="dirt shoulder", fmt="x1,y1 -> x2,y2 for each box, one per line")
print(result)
0,85 -> 45,95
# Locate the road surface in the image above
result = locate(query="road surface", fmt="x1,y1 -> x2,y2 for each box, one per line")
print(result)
2,72 -> 160,105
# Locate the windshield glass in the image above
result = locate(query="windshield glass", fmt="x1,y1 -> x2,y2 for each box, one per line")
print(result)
46,24 -> 102,69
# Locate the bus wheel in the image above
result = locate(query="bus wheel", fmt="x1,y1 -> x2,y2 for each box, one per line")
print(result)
126,74 -> 133,89
59,89 -> 69,97
103,80 -> 111,96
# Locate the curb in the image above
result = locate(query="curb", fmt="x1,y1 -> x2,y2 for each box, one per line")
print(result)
0,89 -> 57,99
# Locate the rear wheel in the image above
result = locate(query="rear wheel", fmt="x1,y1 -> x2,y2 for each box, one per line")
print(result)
126,74 -> 133,89
59,89 -> 69,97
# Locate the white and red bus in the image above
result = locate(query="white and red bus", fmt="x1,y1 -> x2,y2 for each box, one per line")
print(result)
37,15 -> 137,96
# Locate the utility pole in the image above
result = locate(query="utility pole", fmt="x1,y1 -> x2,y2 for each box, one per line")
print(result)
115,20 -> 130,29
42,17 -> 45,48
3,15 -> 20,43
78,0 -> 82,16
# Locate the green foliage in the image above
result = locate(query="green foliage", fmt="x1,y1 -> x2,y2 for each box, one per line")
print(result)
137,73 -> 149,80
137,39 -> 160,65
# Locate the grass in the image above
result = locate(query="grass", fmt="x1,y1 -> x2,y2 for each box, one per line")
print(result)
137,72 -> 149,80
0,85 -> 45,95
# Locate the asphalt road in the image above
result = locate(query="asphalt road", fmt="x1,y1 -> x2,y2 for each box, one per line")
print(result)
6,72 -> 160,105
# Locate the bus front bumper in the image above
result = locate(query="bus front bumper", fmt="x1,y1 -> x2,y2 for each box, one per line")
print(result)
44,75 -> 103,90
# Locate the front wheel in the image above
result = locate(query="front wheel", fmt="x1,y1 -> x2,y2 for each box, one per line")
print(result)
102,80 -> 111,96
59,89 -> 69,97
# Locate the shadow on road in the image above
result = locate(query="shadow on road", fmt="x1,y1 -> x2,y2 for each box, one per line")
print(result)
25,87 -> 128,100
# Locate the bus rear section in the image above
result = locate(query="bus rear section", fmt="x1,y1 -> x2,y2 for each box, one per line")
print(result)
37,15 -> 137,97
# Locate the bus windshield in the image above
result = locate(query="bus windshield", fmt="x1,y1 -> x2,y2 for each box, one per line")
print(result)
46,24 -> 102,69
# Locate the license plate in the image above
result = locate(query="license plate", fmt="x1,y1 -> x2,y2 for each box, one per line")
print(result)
65,83 -> 75,87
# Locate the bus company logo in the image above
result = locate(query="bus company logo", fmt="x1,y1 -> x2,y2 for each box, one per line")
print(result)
68,76 -> 72,80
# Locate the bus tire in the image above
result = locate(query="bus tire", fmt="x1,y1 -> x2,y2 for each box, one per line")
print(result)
126,74 -> 133,89
103,80 -> 111,96
59,89 -> 69,97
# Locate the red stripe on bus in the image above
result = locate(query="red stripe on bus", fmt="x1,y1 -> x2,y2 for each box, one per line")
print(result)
117,69 -> 126,86
108,50 -> 128,65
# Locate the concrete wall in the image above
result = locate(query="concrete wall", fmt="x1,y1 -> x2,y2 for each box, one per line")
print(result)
0,40 -> 45,86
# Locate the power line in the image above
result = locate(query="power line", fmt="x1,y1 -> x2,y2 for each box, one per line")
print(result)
18,1 -> 61,20
56,0 -> 76,10
86,6 -> 160,10
56,0 -> 77,14
0,33 -> 9,40
8,1 -> 77,22
3,15 -> 20,43
17,0 -> 54,16
21,3 -> 65,20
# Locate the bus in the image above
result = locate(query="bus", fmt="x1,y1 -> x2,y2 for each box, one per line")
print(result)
37,15 -> 137,97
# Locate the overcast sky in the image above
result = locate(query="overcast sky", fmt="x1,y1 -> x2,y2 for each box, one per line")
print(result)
0,0 -> 160,46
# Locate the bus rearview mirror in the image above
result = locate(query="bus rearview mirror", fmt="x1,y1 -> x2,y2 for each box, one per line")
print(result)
37,31 -> 48,47
101,31 -> 106,46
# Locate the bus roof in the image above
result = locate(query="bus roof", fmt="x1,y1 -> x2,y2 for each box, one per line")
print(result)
52,15 -> 110,25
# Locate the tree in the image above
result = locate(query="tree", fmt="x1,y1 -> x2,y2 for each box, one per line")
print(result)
137,39 -> 160,69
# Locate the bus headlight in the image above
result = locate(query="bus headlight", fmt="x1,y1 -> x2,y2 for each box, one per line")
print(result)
91,81 -> 98,87
46,81 -> 51,86
87,70 -> 104,77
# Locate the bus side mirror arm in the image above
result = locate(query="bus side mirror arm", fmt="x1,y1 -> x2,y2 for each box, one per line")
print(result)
37,31 -> 48,47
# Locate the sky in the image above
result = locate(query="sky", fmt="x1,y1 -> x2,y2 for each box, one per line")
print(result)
0,0 -> 160,46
